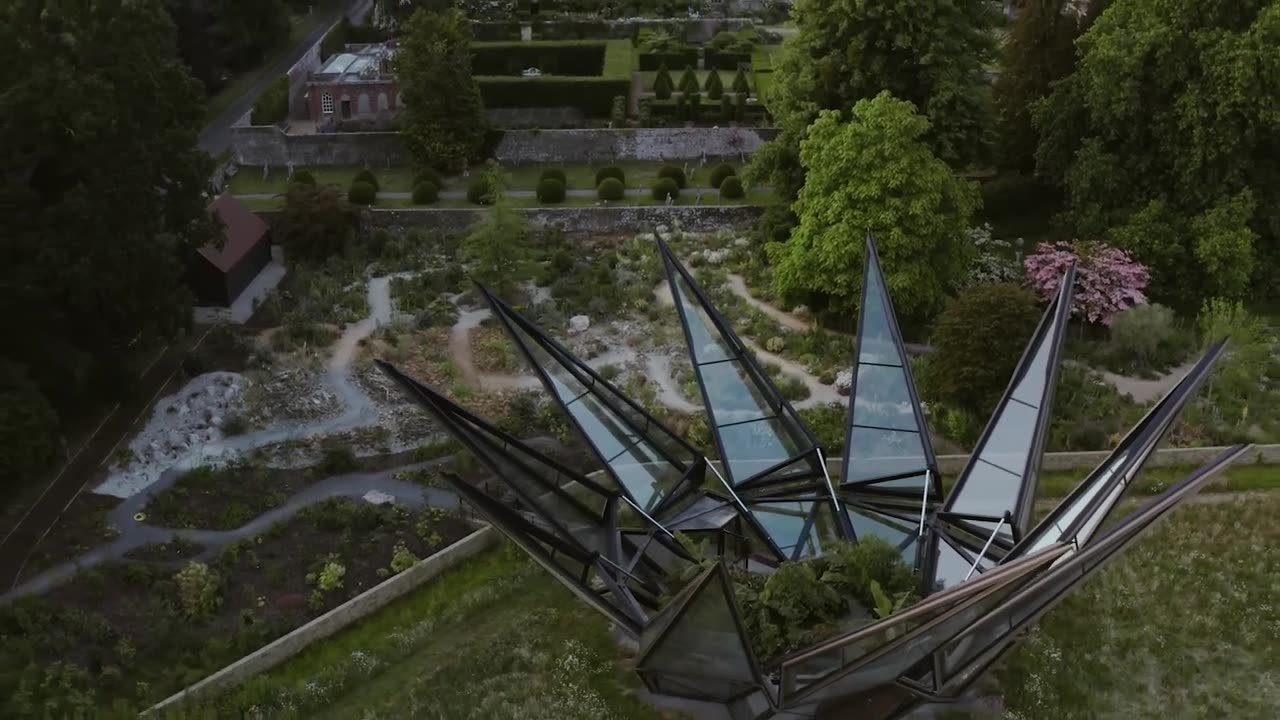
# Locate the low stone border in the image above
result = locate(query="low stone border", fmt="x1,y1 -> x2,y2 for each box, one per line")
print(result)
145,525 -> 496,714
258,204 -> 765,233
852,443 -> 1278,477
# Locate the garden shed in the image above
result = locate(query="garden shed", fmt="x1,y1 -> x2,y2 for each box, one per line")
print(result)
188,194 -> 272,307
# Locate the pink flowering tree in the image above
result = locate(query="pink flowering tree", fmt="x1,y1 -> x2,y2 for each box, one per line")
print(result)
1023,241 -> 1150,325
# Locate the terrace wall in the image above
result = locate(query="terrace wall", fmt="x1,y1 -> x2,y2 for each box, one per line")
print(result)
146,526 -> 497,714
259,205 -> 766,235
229,126 -> 779,166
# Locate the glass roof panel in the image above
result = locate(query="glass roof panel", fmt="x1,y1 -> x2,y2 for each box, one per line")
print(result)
749,500 -> 833,560
700,360 -> 776,425
847,506 -> 920,564
857,262 -> 899,365
610,439 -> 687,514
851,472 -> 929,494
719,418 -> 807,485
1011,327 -> 1054,407
640,572 -> 756,700
947,460 -> 1022,521
843,427 -> 926,484
930,538 -> 977,593
673,274 -> 734,364
851,364 -> 918,431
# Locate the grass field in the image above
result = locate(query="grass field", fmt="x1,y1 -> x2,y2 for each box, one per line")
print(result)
210,545 -> 674,720
997,493 -> 1280,719
1035,461 -> 1280,499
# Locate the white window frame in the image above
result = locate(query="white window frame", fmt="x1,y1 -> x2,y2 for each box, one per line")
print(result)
321,92 -> 334,115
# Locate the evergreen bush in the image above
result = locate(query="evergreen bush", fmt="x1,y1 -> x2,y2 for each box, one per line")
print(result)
595,166 -> 625,186
732,66 -> 751,94
688,92 -> 702,121
658,165 -> 687,188
290,170 -> 316,187
597,177 -> 625,201
412,181 -> 438,205
347,180 -> 377,206
414,167 -> 442,188
539,168 -> 567,185
653,62 -> 674,97
678,65 -> 698,94
704,70 -> 724,100
467,177 -> 493,205
352,168 -> 379,191
611,95 -> 627,125
721,93 -> 733,120
719,176 -> 745,199
652,177 -> 680,202
709,163 -> 737,189
536,178 -> 566,204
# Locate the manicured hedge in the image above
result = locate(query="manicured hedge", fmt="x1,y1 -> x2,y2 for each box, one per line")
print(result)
537,178 -> 566,203
477,77 -> 631,117
540,168 -> 568,185
652,177 -> 680,202
471,40 -> 607,76
709,164 -> 736,189
719,176 -> 745,199
249,75 -> 289,126
414,168 -> 442,189
658,165 -> 687,188
638,50 -> 698,71
597,177 -> 625,201
348,180 -> 376,206
595,166 -> 625,186
467,178 -> 493,205
706,50 -> 751,71
412,181 -> 438,205
290,170 -> 316,187
353,169 -> 379,191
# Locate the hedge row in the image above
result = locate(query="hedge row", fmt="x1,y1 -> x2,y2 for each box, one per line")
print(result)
705,50 -> 751,71
477,77 -> 630,117
638,50 -> 699,71
471,40 -> 607,76
249,75 -> 289,126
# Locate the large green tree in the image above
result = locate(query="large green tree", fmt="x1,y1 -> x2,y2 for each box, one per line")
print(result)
767,93 -> 981,323
396,7 -> 487,172
274,185 -> 355,263
1035,0 -> 1280,308
0,0 -> 213,447
749,0 -> 1001,199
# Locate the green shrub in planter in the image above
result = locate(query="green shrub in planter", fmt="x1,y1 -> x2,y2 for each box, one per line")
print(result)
412,181 -> 438,205
467,177 -> 493,205
348,180 -> 376,205
710,163 -> 736,189
611,95 -> 627,126
678,65 -> 698,94
735,91 -> 748,121
597,177 -> 625,201
652,177 -> 680,202
290,170 -> 316,187
675,94 -> 688,121
688,92 -> 702,121
595,166 -> 625,186
719,176 -> 745,199
540,168 -> 567,185
704,70 -> 724,100
732,67 -> 751,95
658,165 -> 687,189
638,97 -> 654,127
353,168 -> 379,191
721,93 -> 733,120
536,178 -> 566,203
414,168 -> 441,188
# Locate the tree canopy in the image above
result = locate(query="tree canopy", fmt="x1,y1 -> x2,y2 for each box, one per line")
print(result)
749,0 -> 1001,199
1035,0 -> 1280,308
768,93 -> 981,323
165,0 -> 292,95
274,185 -> 355,263
0,0 -> 214,488
463,163 -> 534,297
396,7 -> 487,172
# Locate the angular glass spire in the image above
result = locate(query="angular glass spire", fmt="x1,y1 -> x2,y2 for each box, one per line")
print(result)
479,287 -> 702,517
1009,341 -> 1227,561
932,446 -> 1248,696
656,238 -> 822,490
636,562 -> 762,702
941,265 -> 1076,547
843,233 -> 939,499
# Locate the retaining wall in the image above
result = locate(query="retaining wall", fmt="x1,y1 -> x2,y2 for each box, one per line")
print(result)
259,204 -> 765,234
146,526 -> 497,714
230,126 -> 778,167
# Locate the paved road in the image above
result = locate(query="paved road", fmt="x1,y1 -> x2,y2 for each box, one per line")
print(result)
0,330 -> 212,590
198,0 -> 372,157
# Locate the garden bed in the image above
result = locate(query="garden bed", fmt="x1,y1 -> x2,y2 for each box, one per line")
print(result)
17,492 -> 122,581
0,497 -> 472,716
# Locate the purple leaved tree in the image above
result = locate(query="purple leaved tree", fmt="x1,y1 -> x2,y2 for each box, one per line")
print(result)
1024,241 -> 1150,325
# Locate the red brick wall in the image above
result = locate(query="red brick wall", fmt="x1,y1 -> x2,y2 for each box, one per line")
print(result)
307,81 -> 403,123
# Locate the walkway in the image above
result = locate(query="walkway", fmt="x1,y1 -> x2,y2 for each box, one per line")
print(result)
233,187 -> 730,202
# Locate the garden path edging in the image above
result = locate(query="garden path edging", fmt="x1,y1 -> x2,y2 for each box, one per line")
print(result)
144,525 -> 496,715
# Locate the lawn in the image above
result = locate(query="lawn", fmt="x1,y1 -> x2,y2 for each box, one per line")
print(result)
996,493 -> 1280,718
206,544 -> 675,720
1034,460 -> 1280,499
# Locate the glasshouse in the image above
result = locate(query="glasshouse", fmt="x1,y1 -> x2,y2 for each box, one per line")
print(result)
378,232 -> 1246,720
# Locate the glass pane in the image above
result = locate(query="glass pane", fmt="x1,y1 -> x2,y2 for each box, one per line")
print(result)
673,275 -> 733,364
931,539 -> 976,592
847,507 -> 919,564
858,266 -> 899,365
852,364 -> 918,431
641,575 -> 756,700
749,501 -> 830,559
564,393 -> 637,460
516,326 -> 591,399
719,418 -> 807,484
976,399 -> 1038,474
948,459 -> 1022,520
611,440 -> 686,513
854,472 -> 929,495
701,360 -> 775,425
843,427 -> 926,483
1011,328 -> 1054,407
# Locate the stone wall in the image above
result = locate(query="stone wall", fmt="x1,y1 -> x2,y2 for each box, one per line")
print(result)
286,34 -> 327,121
230,125 -> 408,167
230,126 -> 777,167
493,128 -> 779,163
145,527 -> 497,714
260,205 -> 765,235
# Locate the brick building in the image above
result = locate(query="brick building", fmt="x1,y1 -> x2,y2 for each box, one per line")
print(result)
304,42 -> 402,131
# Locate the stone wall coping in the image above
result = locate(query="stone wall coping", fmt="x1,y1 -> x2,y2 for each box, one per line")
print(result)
145,525 -> 496,714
